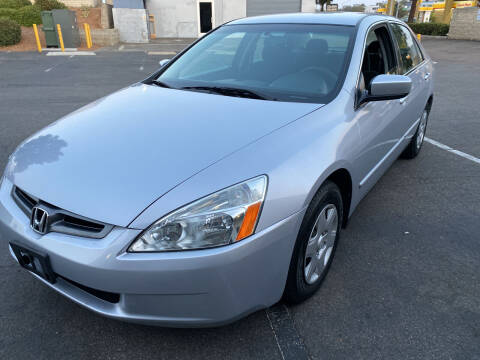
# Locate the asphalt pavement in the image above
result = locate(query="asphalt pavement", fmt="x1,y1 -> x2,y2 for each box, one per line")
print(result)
0,38 -> 479,360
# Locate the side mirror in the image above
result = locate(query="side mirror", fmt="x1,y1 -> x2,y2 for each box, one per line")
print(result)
159,59 -> 170,67
366,74 -> 411,102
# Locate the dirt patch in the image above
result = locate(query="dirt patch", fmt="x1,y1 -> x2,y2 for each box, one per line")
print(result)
0,26 -> 99,52
73,7 -> 102,30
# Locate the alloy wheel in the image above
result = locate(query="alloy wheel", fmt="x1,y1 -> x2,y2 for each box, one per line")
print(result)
416,110 -> 428,149
303,204 -> 338,285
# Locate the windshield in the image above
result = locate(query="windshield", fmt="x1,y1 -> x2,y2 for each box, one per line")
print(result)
155,24 -> 355,103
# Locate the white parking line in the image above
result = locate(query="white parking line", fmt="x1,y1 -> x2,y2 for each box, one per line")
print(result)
424,137 -> 480,165
46,51 -> 96,56
148,51 -> 177,55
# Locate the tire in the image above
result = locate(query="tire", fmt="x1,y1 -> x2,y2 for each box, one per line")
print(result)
402,107 -> 429,159
284,180 -> 343,304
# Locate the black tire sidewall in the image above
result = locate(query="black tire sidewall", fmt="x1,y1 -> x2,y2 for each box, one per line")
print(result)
403,107 -> 430,159
284,181 -> 343,304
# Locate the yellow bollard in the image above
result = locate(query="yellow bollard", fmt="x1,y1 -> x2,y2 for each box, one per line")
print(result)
33,24 -> 42,53
86,23 -> 93,48
56,24 -> 65,52
417,33 -> 421,42
83,23 -> 91,48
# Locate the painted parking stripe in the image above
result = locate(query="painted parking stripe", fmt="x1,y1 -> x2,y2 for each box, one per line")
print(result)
148,51 -> 177,55
425,137 -> 480,165
46,51 -> 95,56
266,304 -> 309,360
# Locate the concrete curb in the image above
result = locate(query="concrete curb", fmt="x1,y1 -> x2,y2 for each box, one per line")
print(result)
421,35 -> 448,40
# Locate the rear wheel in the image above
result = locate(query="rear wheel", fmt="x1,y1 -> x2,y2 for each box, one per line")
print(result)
402,107 -> 429,159
284,181 -> 343,304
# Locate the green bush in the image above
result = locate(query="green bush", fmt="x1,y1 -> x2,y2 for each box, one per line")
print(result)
0,18 -> 21,46
14,5 -> 41,26
408,22 -> 450,36
0,7 -> 16,20
34,0 -> 66,11
0,0 -> 31,9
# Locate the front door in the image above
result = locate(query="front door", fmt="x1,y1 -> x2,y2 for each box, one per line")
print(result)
352,24 -> 405,195
199,1 -> 213,35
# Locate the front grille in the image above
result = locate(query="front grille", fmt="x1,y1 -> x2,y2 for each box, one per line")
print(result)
12,186 -> 114,239
58,274 -> 120,303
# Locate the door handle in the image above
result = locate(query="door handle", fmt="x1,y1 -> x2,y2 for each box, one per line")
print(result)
424,72 -> 431,80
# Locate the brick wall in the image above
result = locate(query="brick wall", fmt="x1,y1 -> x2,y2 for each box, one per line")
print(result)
448,7 -> 480,41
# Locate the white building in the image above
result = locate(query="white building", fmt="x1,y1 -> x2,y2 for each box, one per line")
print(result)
145,0 -> 317,38
365,4 -> 380,13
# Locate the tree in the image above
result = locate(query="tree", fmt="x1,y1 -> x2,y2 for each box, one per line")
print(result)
342,4 -> 366,12
408,0 -> 418,22
317,0 -> 331,11
394,0 -> 409,19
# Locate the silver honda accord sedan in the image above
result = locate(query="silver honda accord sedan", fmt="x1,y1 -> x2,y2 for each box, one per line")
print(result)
0,13 -> 433,326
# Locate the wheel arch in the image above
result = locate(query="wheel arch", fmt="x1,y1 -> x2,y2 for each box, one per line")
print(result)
325,168 -> 352,228
305,165 -> 354,229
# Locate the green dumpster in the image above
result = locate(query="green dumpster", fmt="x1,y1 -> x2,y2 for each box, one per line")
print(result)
41,11 -> 57,48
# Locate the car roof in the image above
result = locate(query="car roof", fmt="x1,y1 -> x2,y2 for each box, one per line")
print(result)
229,12 -> 371,27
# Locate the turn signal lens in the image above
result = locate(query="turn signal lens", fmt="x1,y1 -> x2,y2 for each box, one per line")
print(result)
236,201 -> 262,241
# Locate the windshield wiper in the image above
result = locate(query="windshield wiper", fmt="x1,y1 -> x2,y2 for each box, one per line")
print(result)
147,79 -> 171,88
181,86 -> 274,101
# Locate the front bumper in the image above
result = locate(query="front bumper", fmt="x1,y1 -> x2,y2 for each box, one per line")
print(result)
0,178 -> 303,327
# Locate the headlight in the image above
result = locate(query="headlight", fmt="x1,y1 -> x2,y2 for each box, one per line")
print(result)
129,175 -> 267,252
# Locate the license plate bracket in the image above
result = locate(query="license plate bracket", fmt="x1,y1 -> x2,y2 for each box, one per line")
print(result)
10,242 -> 56,284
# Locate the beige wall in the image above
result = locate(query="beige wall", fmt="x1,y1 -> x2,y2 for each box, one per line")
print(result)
301,0 -> 316,12
61,0 -> 100,7
146,0 -> 247,38
222,0 -> 246,23
145,0 -> 315,38
79,28 -> 119,46
448,7 -> 480,41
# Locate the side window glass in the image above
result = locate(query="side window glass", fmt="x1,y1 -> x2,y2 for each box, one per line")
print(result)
360,26 -> 396,90
390,24 -> 422,74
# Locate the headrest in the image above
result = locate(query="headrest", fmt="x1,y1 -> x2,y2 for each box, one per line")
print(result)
262,37 -> 286,62
367,41 -> 381,53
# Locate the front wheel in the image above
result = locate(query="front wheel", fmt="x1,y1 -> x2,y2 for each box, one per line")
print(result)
402,108 -> 429,159
284,181 -> 343,304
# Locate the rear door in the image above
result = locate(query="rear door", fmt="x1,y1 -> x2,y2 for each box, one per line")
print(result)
388,22 -> 430,134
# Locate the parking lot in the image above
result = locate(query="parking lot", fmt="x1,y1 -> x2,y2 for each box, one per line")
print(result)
0,39 -> 479,359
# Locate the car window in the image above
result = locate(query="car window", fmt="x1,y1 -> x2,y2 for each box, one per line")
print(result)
360,25 -> 397,91
177,32 -> 247,79
390,24 -> 423,74
156,24 -> 355,104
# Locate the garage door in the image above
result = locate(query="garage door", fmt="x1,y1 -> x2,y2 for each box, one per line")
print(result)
246,0 -> 301,17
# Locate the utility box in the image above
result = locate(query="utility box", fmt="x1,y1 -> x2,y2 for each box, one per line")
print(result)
41,10 -> 80,48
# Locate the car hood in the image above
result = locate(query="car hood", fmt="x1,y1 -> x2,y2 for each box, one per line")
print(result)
7,84 -> 320,227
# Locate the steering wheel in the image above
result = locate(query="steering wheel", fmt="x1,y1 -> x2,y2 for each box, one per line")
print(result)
301,66 -> 338,91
